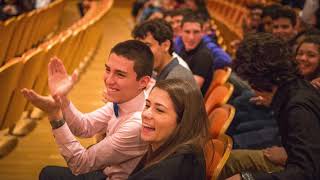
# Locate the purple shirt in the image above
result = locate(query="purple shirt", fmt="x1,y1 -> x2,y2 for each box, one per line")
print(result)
52,92 -> 148,180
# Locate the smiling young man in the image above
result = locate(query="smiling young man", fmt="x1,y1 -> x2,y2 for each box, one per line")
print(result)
177,14 -> 214,95
22,40 -> 154,180
272,6 -> 297,42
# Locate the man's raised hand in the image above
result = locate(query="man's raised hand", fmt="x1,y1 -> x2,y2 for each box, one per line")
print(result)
48,57 -> 78,97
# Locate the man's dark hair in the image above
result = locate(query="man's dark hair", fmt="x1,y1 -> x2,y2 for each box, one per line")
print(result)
110,40 -> 154,80
246,2 -> 264,11
233,33 -> 299,92
181,13 -> 204,28
262,3 -> 281,18
132,19 -> 174,54
170,8 -> 193,18
272,6 -> 297,27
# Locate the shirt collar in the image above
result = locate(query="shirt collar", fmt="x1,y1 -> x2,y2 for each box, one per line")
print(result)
117,91 -> 146,117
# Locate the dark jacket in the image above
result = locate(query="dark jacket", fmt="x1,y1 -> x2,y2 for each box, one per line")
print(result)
128,147 -> 206,180
252,78 -> 320,180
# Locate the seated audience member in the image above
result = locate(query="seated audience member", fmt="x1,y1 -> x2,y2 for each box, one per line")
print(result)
272,6 -> 297,43
224,33 -> 320,180
296,35 -> 320,89
242,3 -> 264,34
145,9 -> 164,21
128,79 -> 209,180
132,19 -> 196,86
175,15 -> 232,70
136,0 -> 179,23
183,0 -> 210,20
22,40 -> 154,180
168,8 -> 193,39
235,34 -> 320,174
131,0 -> 148,21
260,3 -> 281,33
0,0 -> 34,20
176,14 -> 214,95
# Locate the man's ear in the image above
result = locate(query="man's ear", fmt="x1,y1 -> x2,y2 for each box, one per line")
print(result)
162,39 -> 171,52
138,76 -> 151,90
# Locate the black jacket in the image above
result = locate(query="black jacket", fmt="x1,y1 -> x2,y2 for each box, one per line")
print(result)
128,148 -> 206,180
252,78 -> 320,180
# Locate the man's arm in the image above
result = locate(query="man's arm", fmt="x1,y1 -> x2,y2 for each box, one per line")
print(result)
194,75 -> 205,88
21,88 -> 112,138
237,105 -> 320,180
52,116 -> 147,175
60,101 -> 112,138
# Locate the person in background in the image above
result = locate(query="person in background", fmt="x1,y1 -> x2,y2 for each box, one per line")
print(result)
260,3 -> 281,33
272,6 -> 297,42
296,35 -> 320,89
176,14 -> 214,95
224,33 -> 320,180
132,19 -> 195,85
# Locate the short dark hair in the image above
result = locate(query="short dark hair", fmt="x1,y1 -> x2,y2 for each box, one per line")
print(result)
110,40 -> 154,80
170,8 -> 193,18
132,19 -> 174,54
262,3 -> 281,18
181,13 -> 204,28
233,33 -> 299,92
272,6 -> 297,27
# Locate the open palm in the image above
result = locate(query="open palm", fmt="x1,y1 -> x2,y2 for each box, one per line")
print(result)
21,88 -> 59,114
48,57 -> 78,97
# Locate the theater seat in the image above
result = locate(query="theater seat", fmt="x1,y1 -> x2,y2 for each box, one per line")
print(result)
6,48 -> 45,136
205,134 -> 233,180
0,58 -> 23,157
205,67 -> 232,101
208,104 -> 235,138
205,83 -> 234,114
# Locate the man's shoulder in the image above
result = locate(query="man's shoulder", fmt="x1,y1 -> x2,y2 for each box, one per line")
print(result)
121,112 -> 143,126
167,65 -> 197,84
285,80 -> 320,111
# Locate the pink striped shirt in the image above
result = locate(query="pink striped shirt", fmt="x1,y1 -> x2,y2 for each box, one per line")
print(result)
52,91 -> 148,180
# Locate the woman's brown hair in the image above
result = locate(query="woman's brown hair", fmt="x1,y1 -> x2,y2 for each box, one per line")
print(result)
143,79 -> 210,168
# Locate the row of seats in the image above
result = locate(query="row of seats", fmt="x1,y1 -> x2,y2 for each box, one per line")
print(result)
203,67 -> 234,179
0,0 -> 114,157
208,0 -> 247,40
0,0 -> 66,67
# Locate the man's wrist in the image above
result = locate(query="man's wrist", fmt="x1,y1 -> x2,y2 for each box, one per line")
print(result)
48,111 -> 63,121
240,172 -> 255,180
50,119 -> 65,129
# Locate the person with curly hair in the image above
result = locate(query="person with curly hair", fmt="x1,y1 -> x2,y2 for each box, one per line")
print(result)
223,33 -> 320,180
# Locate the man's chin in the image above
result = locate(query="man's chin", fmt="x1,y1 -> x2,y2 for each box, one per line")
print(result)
186,45 -> 196,51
